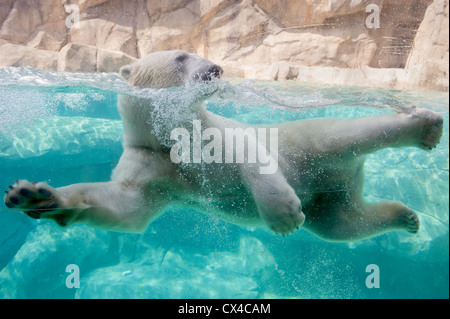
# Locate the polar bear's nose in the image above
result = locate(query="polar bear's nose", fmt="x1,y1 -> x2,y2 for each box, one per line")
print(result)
193,64 -> 224,82
208,64 -> 223,78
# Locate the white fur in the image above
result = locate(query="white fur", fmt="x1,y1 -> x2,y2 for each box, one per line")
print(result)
4,50 -> 444,241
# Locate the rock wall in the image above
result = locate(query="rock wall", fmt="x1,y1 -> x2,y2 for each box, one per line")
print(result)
0,0 -> 448,91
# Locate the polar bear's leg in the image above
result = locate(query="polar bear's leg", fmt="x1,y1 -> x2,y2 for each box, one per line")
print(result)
320,108 -> 443,156
4,179 -> 150,232
240,166 -> 305,235
305,199 -> 419,241
4,148 -> 170,232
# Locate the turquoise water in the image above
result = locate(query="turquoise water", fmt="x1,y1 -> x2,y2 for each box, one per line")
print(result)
0,67 -> 448,299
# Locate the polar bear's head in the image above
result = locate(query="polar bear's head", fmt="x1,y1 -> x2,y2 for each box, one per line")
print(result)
120,50 -> 223,89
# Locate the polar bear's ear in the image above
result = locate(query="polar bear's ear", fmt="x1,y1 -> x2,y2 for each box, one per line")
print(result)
120,65 -> 133,80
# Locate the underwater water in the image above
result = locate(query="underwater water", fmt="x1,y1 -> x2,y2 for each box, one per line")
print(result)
0,67 -> 448,299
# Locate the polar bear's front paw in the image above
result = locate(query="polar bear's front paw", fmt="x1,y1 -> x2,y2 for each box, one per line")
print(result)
4,180 -> 68,225
259,195 -> 305,236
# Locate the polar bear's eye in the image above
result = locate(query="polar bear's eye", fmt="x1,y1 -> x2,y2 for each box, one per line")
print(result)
175,54 -> 188,63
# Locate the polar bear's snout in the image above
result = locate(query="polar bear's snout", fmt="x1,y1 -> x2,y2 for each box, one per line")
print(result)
175,50 -> 223,84
193,63 -> 223,82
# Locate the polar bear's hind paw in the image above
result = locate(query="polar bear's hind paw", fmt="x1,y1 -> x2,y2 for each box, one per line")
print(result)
400,207 -> 420,234
413,108 -> 444,150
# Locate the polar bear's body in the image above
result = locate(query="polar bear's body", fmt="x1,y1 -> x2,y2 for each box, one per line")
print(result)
4,50 -> 444,241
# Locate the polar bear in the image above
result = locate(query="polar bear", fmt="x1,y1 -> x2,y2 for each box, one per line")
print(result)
4,50 -> 444,241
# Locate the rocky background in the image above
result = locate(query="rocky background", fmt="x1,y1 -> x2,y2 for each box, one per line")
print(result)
0,0 -> 448,91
